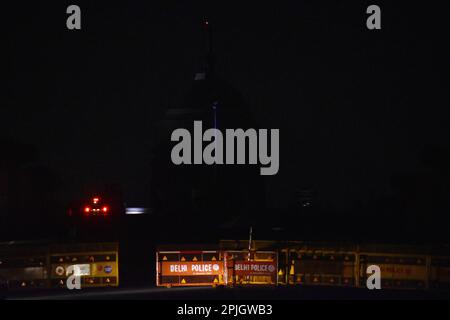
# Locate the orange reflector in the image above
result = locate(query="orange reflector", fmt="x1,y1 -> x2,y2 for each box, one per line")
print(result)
289,265 -> 295,275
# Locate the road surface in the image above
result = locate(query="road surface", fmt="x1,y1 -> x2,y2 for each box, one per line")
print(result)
5,285 -> 450,300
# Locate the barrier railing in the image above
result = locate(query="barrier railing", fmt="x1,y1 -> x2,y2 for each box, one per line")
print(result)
156,250 -> 278,287
0,242 -> 119,290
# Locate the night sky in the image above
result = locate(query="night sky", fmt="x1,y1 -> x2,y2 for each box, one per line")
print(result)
4,1 -> 449,214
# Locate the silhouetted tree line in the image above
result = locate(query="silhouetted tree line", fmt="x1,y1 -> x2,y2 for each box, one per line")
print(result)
0,137 -> 64,240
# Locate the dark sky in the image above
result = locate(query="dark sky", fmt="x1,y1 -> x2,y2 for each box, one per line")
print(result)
4,1 -> 449,210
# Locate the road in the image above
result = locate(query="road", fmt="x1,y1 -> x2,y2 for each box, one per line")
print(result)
5,285 -> 450,300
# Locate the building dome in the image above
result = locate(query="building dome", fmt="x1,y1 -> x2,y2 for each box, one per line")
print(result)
151,21 -> 265,225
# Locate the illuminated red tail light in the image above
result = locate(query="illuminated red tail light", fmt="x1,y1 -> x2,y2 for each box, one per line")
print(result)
102,206 -> 108,214
84,207 -> 91,213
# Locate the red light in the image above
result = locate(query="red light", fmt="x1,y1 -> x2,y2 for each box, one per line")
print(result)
93,197 -> 99,204
102,206 -> 108,213
84,207 -> 91,213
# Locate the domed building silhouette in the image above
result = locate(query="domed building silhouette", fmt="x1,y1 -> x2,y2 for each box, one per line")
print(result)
151,20 -> 265,228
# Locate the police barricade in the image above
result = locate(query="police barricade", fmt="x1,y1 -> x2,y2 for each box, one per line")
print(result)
156,250 -> 278,287
156,250 -> 225,287
50,242 -> 119,288
359,253 -> 427,289
225,251 -> 278,286
0,242 -> 119,290
430,257 -> 450,290
287,249 -> 357,287
0,244 -> 49,289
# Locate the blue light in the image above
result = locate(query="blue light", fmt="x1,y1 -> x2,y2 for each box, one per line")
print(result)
125,208 -> 148,215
